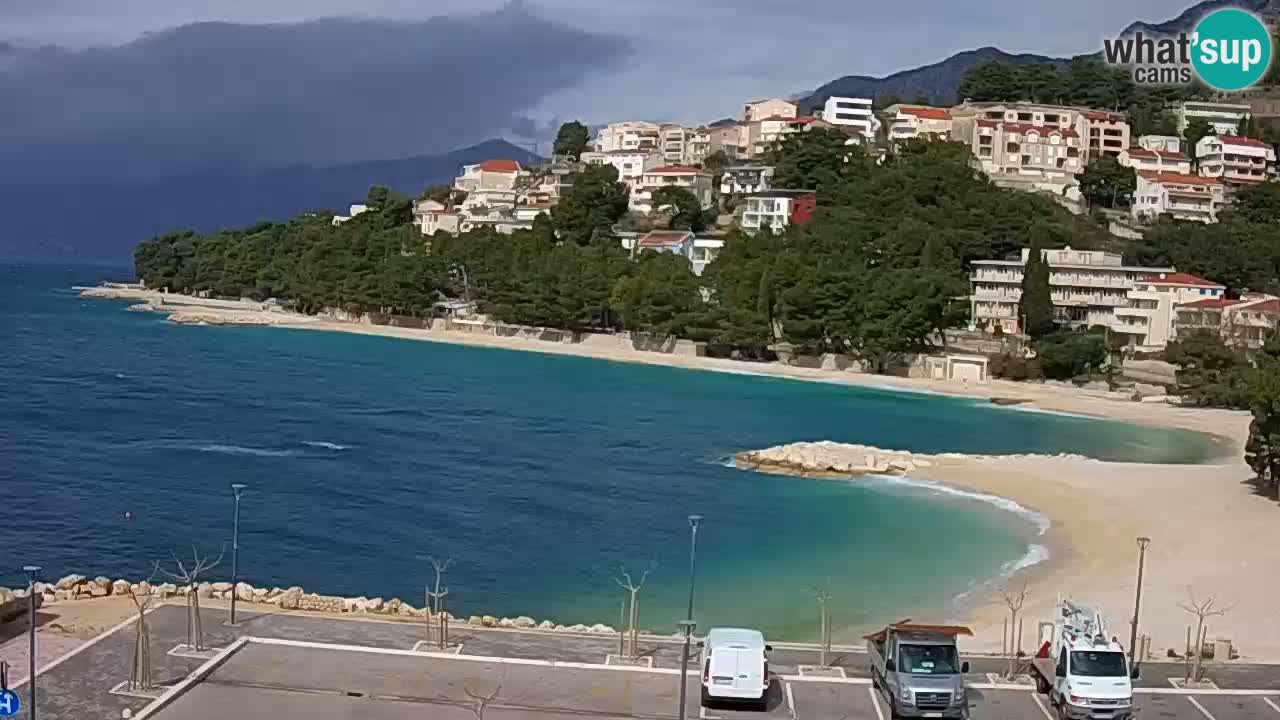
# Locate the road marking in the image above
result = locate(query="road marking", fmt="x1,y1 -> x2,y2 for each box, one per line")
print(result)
786,682 -> 797,720
1031,693 -> 1054,720
785,675 -> 871,685
1262,697 -> 1280,714
1188,696 -> 1217,720
868,686 -> 886,720
132,636 -> 248,719
9,603 -> 161,689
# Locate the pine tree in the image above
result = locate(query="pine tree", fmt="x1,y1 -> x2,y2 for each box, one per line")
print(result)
1019,238 -> 1055,338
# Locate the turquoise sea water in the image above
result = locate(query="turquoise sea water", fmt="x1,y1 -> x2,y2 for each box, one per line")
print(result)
0,263 -> 1221,640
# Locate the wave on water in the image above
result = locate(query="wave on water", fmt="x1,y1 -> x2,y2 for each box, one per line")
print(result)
197,444 -> 299,458
863,474 -> 1051,537
999,404 -> 1100,420
302,441 -> 349,451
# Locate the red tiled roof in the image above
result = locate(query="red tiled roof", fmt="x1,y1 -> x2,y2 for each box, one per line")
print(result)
1126,147 -> 1190,162
1180,297 -> 1239,310
647,165 -> 705,174
976,120 -> 1078,138
1138,170 -> 1221,186
787,115 -> 819,125
1139,272 -> 1223,288
637,230 -> 693,247
1220,135 -> 1270,148
1245,299 -> 1280,314
899,106 -> 951,120
478,159 -> 521,173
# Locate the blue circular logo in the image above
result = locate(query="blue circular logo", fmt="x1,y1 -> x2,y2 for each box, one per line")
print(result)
0,689 -> 20,718
1192,9 -> 1273,91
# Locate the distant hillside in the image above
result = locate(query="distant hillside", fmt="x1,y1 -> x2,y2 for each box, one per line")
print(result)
0,139 -> 541,262
798,47 -> 1065,110
1121,0 -> 1271,36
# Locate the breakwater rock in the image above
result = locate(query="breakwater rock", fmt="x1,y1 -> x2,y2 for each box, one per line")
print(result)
0,574 -> 623,635
735,441 -> 932,477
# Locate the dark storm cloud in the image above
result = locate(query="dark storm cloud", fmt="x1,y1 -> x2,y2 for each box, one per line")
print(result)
0,4 -> 628,180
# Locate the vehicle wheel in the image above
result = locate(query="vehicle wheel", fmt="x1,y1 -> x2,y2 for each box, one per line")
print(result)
1036,675 -> 1051,695
700,687 -> 710,707
1056,695 -> 1070,720
888,694 -> 902,720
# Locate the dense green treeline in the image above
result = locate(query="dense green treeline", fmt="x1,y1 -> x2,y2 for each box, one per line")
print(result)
134,133 -> 1115,367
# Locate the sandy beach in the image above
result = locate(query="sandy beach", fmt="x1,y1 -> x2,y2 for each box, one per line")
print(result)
83,287 -> 1271,659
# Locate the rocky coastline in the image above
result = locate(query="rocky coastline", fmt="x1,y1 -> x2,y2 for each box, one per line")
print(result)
735,441 -> 932,477
0,574 -> 620,635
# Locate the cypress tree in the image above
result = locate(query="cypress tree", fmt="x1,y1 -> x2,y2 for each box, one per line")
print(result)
1019,238 -> 1055,338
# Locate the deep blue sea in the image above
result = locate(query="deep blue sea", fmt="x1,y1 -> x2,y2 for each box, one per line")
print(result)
0,263 -> 1221,639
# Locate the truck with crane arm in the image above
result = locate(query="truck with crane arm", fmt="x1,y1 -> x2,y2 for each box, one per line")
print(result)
1030,598 -> 1138,720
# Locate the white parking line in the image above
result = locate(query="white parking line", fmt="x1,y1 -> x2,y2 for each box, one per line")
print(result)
1031,693 -> 1054,720
1188,696 -> 1218,720
1263,697 -> 1280,714
785,682 -> 797,720
868,686 -> 886,720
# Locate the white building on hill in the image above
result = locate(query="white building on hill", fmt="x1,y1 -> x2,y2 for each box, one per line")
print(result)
1196,135 -> 1276,188
820,96 -> 879,142
1132,171 -> 1224,224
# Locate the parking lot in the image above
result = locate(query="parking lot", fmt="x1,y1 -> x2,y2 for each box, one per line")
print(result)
13,604 -> 1280,720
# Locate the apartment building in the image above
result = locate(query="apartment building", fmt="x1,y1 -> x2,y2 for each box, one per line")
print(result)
1174,101 -> 1251,135
629,230 -> 724,276
1137,135 -> 1183,152
720,166 -> 774,196
1111,272 -> 1226,350
1082,110 -> 1131,161
1132,171 -> 1224,223
884,105 -> 953,142
580,149 -> 662,184
743,98 -> 798,123
1195,135 -> 1276,188
1118,146 -> 1192,174
660,124 -> 694,165
747,116 -> 794,157
331,203 -> 368,225
688,124 -> 749,162
972,118 -> 1083,182
740,190 -> 817,233
630,165 -> 713,214
1175,293 -> 1280,348
592,121 -> 661,153
969,246 -> 1173,334
820,96 -> 879,142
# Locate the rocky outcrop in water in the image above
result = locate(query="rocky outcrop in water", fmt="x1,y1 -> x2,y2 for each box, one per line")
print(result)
735,441 -> 932,477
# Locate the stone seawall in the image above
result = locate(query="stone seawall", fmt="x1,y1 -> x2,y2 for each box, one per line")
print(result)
735,441 -> 931,477
0,574 -> 621,635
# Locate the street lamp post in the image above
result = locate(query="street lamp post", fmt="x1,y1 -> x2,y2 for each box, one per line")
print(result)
23,565 -> 41,720
229,484 -> 247,626
677,514 -> 703,720
1129,537 -> 1152,667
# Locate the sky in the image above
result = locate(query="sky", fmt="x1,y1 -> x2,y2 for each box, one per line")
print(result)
0,0 -> 1189,177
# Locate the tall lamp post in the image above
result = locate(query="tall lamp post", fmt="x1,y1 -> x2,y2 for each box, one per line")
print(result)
229,484 -> 247,627
1129,536 -> 1152,667
677,514 -> 703,720
23,565 -> 41,720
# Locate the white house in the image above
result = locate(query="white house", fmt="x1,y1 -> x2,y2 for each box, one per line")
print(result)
742,98 -> 798,123
580,150 -> 663,183
720,166 -> 774,196
740,190 -> 816,233
820,96 -> 879,142
969,246 -> 1174,334
1196,135 -> 1276,188
1111,272 -> 1226,351
332,203 -> 368,225
412,199 -> 460,236
1118,146 -> 1192,174
631,165 -> 713,214
884,105 -> 953,142
1137,135 -> 1183,153
592,121 -> 661,153
1175,101 -> 1251,135
629,230 -> 724,276
1132,171 -> 1224,224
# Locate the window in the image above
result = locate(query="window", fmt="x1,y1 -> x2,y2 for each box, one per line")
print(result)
1070,651 -> 1127,678
1200,289 -> 1207,295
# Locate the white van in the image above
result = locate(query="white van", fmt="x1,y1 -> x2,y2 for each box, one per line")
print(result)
700,628 -> 772,708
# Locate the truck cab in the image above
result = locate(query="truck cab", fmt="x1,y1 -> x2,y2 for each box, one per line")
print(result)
700,628 -> 772,709
1032,599 -> 1137,720
866,623 -> 971,719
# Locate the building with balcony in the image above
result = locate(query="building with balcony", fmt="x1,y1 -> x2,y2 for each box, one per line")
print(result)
720,166 -> 774,196
1137,135 -> 1183,153
626,231 -> 724,276
1111,272 -> 1226,350
743,98 -> 798,123
580,150 -> 663,184
1132,171 -> 1224,223
592,121 -> 661,153
972,118 -> 1083,183
746,116 -> 794,157
1175,294 -> 1280,349
694,123 -> 749,161
660,124 -> 694,165
969,246 -> 1173,334
1195,135 -> 1276,188
1082,110 -> 1131,161
740,190 -> 817,233
413,199 -> 460,236
820,96 -> 879,142
884,105 -> 953,142
630,165 -> 713,214
1118,146 -> 1191,174
1174,101 -> 1251,135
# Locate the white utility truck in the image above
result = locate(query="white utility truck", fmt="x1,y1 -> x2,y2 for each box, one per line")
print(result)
699,628 -> 772,709
1030,598 -> 1138,720
867,622 -> 972,719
